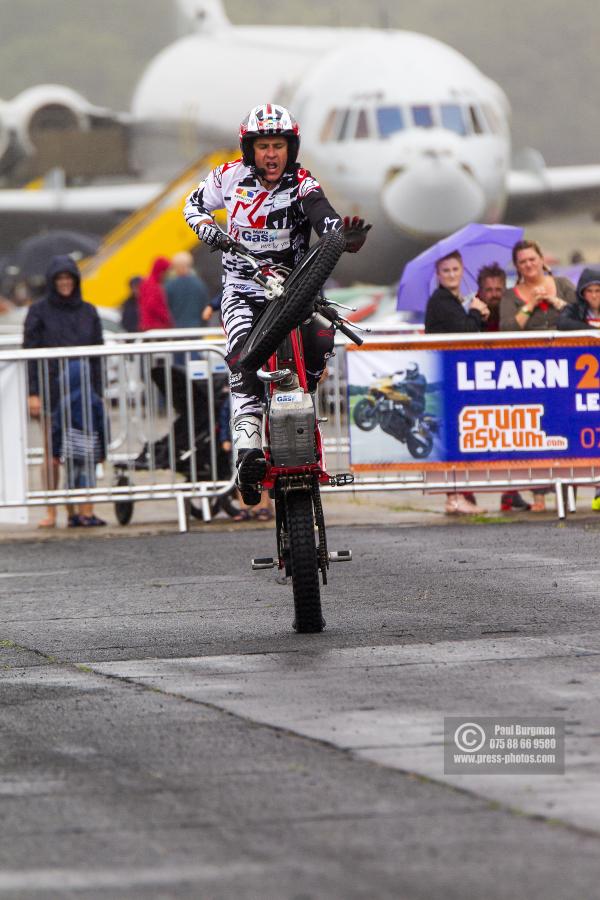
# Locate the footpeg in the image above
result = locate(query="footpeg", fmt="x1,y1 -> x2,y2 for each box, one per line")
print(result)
328,550 -> 352,562
252,557 -> 276,569
329,473 -> 355,486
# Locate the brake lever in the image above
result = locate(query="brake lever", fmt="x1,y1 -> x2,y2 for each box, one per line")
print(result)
335,315 -> 371,333
322,298 -> 357,312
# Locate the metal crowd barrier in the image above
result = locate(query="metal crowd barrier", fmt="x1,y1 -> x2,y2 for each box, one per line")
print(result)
0,327 -> 598,528
0,336 -> 234,532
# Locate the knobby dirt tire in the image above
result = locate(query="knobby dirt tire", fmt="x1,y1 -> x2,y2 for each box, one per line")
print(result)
286,489 -> 323,633
240,231 -> 346,372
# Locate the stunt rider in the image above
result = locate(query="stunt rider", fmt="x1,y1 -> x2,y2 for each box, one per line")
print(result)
184,103 -> 370,504
391,363 -> 427,428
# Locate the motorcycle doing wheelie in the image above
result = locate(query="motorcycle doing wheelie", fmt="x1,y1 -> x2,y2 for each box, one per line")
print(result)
218,229 -> 364,633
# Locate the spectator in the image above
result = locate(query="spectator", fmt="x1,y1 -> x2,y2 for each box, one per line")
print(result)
476,262 -> 506,332
477,263 -> 530,512
23,255 -> 104,528
556,267 -> 600,512
138,257 -> 172,331
557,267 -> 600,331
120,276 -> 142,332
51,359 -> 107,527
424,251 -> 488,516
499,239 -> 576,332
424,250 -> 489,334
500,239 -> 576,511
202,290 -> 223,324
166,251 -> 210,328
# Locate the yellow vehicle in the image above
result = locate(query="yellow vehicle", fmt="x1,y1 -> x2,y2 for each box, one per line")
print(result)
80,149 -> 233,309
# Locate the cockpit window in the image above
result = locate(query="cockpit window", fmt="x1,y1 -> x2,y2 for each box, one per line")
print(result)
355,109 -> 370,139
320,109 -> 337,142
376,106 -> 405,138
482,104 -> 501,134
440,104 -> 467,136
411,105 -> 434,128
336,108 -> 352,141
469,105 -> 486,134
320,101 -> 498,142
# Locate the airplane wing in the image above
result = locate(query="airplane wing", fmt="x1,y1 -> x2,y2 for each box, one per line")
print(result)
0,182 -> 165,250
0,183 -> 162,215
506,159 -> 600,221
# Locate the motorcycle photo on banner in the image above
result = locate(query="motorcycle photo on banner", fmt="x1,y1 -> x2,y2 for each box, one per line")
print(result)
348,348 -> 443,466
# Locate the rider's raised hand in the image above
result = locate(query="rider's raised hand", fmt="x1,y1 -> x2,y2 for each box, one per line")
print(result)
343,216 -> 372,253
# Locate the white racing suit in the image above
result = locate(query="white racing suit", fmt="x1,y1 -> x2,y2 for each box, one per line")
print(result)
184,159 -> 343,433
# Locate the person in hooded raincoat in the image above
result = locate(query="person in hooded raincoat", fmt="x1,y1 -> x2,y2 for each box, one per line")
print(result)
558,267 -> 600,330
23,255 -> 104,528
138,257 -> 172,331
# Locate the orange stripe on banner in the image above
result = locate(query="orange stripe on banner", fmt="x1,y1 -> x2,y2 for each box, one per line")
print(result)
351,458 -> 600,473
346,336 -> 600,352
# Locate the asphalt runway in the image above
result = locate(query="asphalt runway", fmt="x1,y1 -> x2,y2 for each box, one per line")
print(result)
1,520 -> 600,898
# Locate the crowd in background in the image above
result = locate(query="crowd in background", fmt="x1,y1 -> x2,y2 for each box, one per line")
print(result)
424,238 -> 600,515
6,235 -> 600,528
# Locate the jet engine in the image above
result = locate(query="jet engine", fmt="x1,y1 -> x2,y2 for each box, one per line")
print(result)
0,85 -> 128,181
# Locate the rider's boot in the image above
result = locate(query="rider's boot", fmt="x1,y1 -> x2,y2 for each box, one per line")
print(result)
233,414 -> 267,506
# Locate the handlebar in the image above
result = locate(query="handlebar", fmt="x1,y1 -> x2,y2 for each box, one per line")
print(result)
213,227 -> 364,345
315,301 -> 364,346
334,319 -> 364,346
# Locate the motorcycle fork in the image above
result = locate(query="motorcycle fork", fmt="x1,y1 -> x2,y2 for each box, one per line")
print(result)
274,475 -> 328,584
268,326 -> 327,580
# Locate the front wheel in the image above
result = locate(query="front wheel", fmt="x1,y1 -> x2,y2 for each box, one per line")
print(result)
240,231 -> 346,372
353,397 -> 378,431
286,489 -> 324,633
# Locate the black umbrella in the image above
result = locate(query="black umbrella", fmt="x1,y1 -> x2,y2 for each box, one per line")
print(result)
9,230 -> 101,279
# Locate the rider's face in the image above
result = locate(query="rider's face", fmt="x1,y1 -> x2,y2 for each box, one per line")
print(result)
254,137 -> 288,184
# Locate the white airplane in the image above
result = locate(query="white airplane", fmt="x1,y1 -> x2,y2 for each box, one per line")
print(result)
2,0 -> 600,284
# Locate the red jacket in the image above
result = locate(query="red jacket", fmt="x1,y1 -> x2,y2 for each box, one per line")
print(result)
139,257 -> 172,330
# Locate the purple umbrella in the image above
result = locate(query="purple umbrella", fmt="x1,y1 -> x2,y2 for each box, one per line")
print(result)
396,223 -> 524,313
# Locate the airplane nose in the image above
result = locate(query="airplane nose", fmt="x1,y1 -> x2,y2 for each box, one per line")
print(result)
381,156 -> 485,236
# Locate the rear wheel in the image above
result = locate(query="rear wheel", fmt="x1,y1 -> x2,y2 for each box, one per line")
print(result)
240,231 -> 346,371
286,489 -> 324,633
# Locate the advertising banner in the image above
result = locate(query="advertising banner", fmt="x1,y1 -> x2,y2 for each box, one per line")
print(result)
346,336 -> 600,471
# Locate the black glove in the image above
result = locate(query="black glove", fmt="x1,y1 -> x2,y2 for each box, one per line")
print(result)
343,216 -> 372,253
198,223 -> 231,252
